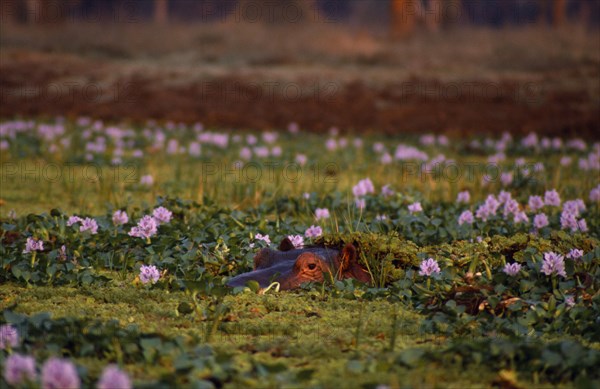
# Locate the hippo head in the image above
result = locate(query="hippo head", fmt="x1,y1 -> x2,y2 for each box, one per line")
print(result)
227,238 -> 371,290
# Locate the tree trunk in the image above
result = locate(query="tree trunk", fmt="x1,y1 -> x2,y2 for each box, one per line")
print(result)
154,0 -> 168,24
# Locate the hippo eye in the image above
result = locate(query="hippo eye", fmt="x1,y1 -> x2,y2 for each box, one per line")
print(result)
307,263 -> 317,270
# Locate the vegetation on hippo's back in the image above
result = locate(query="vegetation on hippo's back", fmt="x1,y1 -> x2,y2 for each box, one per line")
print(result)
1,117 -> 600,388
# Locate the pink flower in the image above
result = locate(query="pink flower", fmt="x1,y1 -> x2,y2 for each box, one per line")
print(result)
295,154 -> 307,166
456,191 -> 470,204
152,207 -> 172,224
533,213 -> 549,229
502,263 -> 522,276
541,252 -> 566,277
112,210 -> 129,226
0,324 -> 19,349
3,354 -> 36,386
41,358 -> 80,389
128,215 -> 158,239
80,218 -> 98,234
139,265 -> 160,284
66,216 -> 83,226
528,196 -> 544,212
408,202 -> 422,214
381,185 -> 395,197
500,172 -> 513,186
355,198 -> 366,210
140,175 -> 154,186
352,178 -> 375,197
566,249 -> 583,260
97,365 -> 131,389
544,189 -> 561,207
315,208 -> 330,220
23,237 -> 44,254
590,185 -> 600,202
325,138 -> 337,151
513,211 -> 529,224
458,210 -> 474,225
287,235 -> 304,249
254,233 -> 271,246
419,258 -> 441,277
305,225 -> 323,238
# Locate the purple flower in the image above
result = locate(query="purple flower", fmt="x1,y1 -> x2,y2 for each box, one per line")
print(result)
352,178 -> 375,197
376,214 -> 388,221
239,147 -> 252,160
381,184 -> 395,198
533,213 -> 549,229
502,263 -> 522,276
456,190 -> 470,204
578,218 -> 588,232
458,210 -> 474,225
565,295 -> 575,307
254,233 -> 271,246
140,174 -> 154,186
498,190 -> 512,204
0,324 -> 19,349
418,258 -> 441,277
500,172 -> 513,186
544,189 -> 561,207
315,208 -> 330,220
128,215 -> 158,239
97,365 -> 131,389
41,357 -> 80,389
408,202 -> 423,214
541,252 -> 566,278
590,185 -> 600,202
566,249 -> 583,260
152,207 -> 172,224
528,195 -> 544,212
4,354 -> 36,386
66,216 -> 83,226
287,235 -> 304,249
513,211 -> 529,224
139,265 -> 160,285
503,199 -> 520,217
355,198 -> 366,210
305,225 -> 323,238
80,218 -> 98,234
112,210 -> 129,226
23,237 -> 44,254
325,138 -> 337,151
295,154 -> 307,166
475,195 -> 500,221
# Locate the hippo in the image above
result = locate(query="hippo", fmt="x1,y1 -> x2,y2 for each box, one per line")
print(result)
228,238 -> 372,290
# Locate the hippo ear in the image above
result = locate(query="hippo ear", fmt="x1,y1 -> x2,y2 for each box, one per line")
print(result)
339,243 -> 358,272
278,237 -> 295,252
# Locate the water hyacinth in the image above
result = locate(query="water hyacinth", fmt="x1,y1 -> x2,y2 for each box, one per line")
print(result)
502,263 -> 522,276
41,358 -> 81,389
66,216 -> 83,226
408,202 -> 422,214
305,225 -> 323,238
140,174 -> 154,186
544,189 -> 561,207
128,215 -> 158,239
97,365 -> 132,389
475,195 -> 500,221
513,211 -> 529,224
355,198 -> 366,210
458,210 -> 474,225
456,190 -> 470,204
590,185 -> 600,202
112,210 -> 129,226
315,208 -> 330,220
80,217 -> 99,234
152,206 -> 172,224
287,235 -> 304,249
0,324 -> 19,349
352,178 -> 375,197
23,237 -> 44,254
139,265 -> 161,285
418,258 -> 441,277
533,213 -> 549,229
566,249 -> 583,260
4,354 -> 36,386
254,233 -> 271,245
381,184 -> 395,197
541,252 -> 566,278
528,195 -> 544,212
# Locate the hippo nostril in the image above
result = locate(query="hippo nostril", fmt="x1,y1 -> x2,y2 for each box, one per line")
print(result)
308,263 -> 316,270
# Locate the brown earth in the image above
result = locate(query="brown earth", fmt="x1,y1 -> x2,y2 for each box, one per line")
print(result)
1,49 -> 599,138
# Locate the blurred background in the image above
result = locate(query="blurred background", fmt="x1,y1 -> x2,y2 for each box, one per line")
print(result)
1,0 -> 599,137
